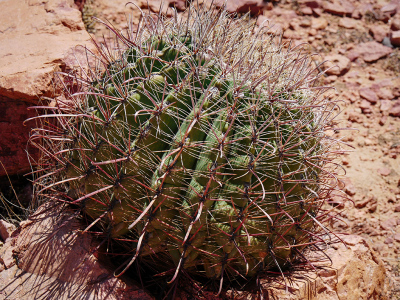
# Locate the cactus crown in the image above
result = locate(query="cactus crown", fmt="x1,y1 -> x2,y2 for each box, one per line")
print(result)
31,3 -> 342,297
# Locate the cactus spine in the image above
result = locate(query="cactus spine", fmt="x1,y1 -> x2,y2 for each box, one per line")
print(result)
31,3 -> 342,295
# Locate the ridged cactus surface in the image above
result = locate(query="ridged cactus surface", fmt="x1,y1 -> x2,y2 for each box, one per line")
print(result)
31,4 -> 341,291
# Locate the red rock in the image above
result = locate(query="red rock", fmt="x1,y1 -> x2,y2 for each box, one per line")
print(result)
146,0 -> 187,14
352,3 -> 374,19
0,97 -> 39,176
368,202 -> 378,213
299,0 -> 321,8
0,0 -> 92,177
384,237 -> 394,244
343,178 -> 356,196
378,167 -> 391,176
369,25 -> 388,42
395,205 -> 400,212
348,111 -> 363,123
323,54 -> 351,76
266,23 -> 285,35
223,0 -> 266,15
359,100 -> 372,113
283,30 -> 302,40
373,10 -> 391,23
391,15 -> 400,31
273,8 -> 298,20
311,17 -> 328,30
355,196 -> 374,209
313,7 -> 323,16
299,18 -> 312,27
372,243 -> 385,253
328,190 -> 346,209
381,218 -> 398,230
359,87 -> 378,104
377,88 -> 395,100
379,115 -> 388,125
256,15 -> 268,27
300,6 -> 313,15
390,30 -> 400,47
323,0 -> 355,16
0,220 -> 16,242
380,100 -> 393,112
339,17 -> 358,29
377,78 -> 394,88
324,75 -> 337,84
389,100 -> 400,117
381,3 -> 397,16
0,203 -> 154,300
347,41 -> 393,62
394,233 -> 400,242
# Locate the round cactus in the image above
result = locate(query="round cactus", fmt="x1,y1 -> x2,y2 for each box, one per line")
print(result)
30,3 -> 342,296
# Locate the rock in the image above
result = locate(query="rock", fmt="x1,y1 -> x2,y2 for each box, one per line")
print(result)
390,31 -> 400,47
299,18 -> 312,27
391,15 -> 400,31
323,0 -> 355,16
324,54 -> 351,76
311,17 -> 328,30
360,100 -> 372,114
384,237 -> 394,244
359,87 -> 379,104
394,233 -> 400,242
339,17 -> 358,29
313,7 -> 323,16
377,88 -> 395,100
389,100 -> 400,117
380,100 -> 393,112
368,202 -> 378,213
347,41 -> 393,62
327,190 -> 346,209
381,3 -> 397,16
222,0 -> 266,15
378,167 -> 392,176
324,75 -> 338,84
145,0 -> 187,14
343,178 -> 356,196
369,25 -> 388,42
355,196 -> 374,209
0,220 -> 16,241
381,217 -> 399,230
0,203 -> 154,300
373,10 -> 391,23
260,235 -> 389,300
352,3 -> 374,19
266,23 -> 286,35
298,0 -> 321,8
0,96 -> 38,176
300,6 -> 313,15
395,205 -> 400,212
0,0 -> 92,177
379,115 -> 388,125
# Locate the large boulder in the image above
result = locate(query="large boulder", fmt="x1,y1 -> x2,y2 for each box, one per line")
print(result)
0,203 -> 154,300
0,0 -> 92,176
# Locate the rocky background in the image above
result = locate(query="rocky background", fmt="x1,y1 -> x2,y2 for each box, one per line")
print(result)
0,0 -> 399,299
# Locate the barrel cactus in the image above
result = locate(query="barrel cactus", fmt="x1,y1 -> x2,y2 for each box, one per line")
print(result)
30,3 -> 342,297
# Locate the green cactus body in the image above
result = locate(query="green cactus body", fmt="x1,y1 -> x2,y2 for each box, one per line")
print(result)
32,4 -> 340,289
